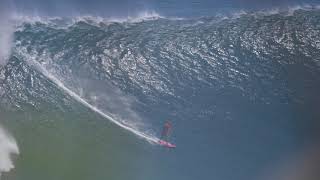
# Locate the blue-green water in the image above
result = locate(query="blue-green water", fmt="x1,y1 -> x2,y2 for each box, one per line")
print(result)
1,7 -> 320,180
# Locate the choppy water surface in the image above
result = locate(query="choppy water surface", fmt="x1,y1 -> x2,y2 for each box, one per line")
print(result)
0,8 -> 320,180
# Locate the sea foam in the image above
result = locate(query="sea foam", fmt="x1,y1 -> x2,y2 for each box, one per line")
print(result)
0,125 -> 19,178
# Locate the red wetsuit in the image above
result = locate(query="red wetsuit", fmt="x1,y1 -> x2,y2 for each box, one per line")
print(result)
161,122 -> 172,140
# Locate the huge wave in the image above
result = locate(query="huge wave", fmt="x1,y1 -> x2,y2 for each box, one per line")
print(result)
1,8 -> 320,142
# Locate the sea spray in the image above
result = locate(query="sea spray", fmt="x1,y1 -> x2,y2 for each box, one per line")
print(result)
0,125 -> 19,178
0,1 -> 14,66
16,49 -> 159,144
0,20 -> 13,66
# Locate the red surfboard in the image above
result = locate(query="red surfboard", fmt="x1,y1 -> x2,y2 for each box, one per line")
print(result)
158,140 -> 176,148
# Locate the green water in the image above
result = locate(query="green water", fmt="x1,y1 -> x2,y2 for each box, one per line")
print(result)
0,103 -> 155,180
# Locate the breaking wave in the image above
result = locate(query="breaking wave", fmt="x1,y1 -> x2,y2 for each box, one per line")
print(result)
1,7 -> 320,143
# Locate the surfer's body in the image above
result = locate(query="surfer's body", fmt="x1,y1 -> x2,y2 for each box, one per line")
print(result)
160,121 -> 172,140
158,121 -> 176,148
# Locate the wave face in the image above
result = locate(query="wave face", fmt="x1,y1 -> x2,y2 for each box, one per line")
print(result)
6,9 -> 320,112
1,8 -> 320,180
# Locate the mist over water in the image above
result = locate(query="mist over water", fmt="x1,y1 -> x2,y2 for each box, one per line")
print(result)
0,125 -> 19,178
0,2 -> 14,66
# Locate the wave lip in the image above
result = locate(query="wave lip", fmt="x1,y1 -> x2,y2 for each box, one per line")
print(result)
73,10 -> 163,25
0,125 -> 19,177
12,10 -> 164,29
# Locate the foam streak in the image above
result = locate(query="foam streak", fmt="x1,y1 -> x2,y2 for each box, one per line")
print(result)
24,54 -> 158,144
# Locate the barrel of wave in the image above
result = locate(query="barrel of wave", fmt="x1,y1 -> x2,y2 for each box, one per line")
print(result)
0,125 -> 19,178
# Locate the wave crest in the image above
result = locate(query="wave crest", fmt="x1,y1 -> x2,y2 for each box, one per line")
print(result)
12,10 -> 163,29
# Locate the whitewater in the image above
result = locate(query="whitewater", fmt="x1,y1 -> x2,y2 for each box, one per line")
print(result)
16,49 -> 159,143
0,125 -> 19,179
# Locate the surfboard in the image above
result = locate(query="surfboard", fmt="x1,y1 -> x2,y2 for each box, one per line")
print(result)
158,140 -> 176,148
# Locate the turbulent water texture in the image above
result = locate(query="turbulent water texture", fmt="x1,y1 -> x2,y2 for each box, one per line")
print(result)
4,9 -> 320,116
0,8 -> 320,180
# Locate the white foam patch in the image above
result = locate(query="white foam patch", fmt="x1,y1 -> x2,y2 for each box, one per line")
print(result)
0,125 -> 19,178
227,4 -> 320,19
12,10 -> 164,29
70,10 -> 163,25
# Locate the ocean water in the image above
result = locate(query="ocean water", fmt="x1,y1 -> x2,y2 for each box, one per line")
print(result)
0,7 -> 320,180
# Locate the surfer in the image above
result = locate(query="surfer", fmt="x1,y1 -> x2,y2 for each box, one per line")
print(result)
160,121 -> 172,141
158,121 -> 176,148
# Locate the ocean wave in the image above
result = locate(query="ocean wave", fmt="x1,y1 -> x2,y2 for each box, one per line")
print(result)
11,5 -> 320,30
13,46 -> 158,143
1,6 -> 320,144
11,10 -> 164,29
